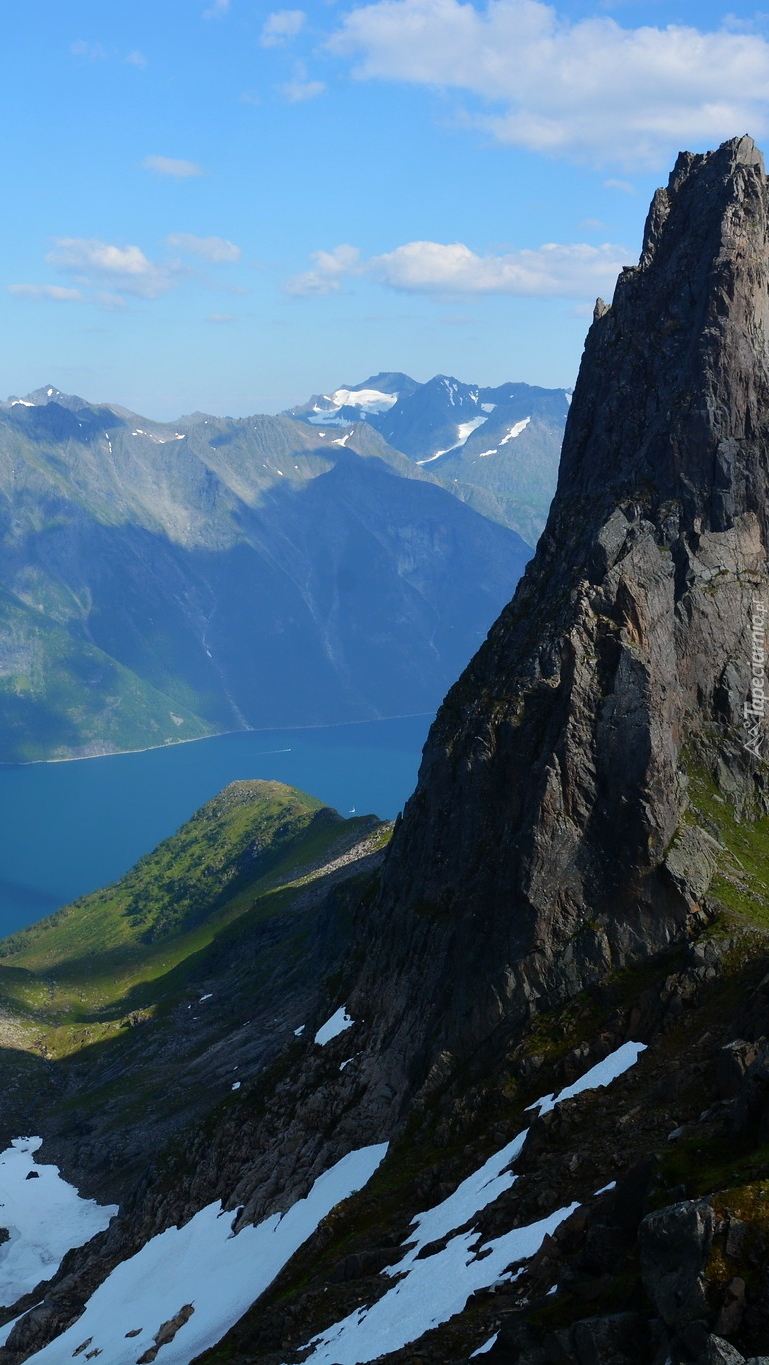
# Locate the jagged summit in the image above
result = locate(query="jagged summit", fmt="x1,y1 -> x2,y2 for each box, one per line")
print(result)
356,136 -> 769,1078
554,134 -> 769,546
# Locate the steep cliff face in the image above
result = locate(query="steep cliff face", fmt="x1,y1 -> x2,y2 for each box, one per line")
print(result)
357,136 -> 769,1083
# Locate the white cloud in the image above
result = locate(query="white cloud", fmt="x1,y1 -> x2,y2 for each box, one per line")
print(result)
603,178 -> 636,195
204,0 -> 230,15
71,40 -> 148,67
70,39 -> 108,60
95,291 -> 130,312
288,238 -> 629,298
166,233 -> 242,263
142,154 -> 203,178
261,9 -> 306,46
46,239 -> 177,300
327,0 -> 769,167
280,73 -> 326,101
287,245 -> 362,295
207,312 -> 236,323
7,284 -> 83,302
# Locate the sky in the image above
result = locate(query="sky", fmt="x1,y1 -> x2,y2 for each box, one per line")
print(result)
3,0 -> 769,419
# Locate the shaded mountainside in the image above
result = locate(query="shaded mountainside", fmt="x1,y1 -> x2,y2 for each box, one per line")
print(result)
0,396 -> 531,760
1,138 -> 769,1365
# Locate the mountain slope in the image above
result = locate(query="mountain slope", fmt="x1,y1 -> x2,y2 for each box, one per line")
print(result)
3,139 -> 769,1365
0,395 -> 531,760
0,781 -> 387,1195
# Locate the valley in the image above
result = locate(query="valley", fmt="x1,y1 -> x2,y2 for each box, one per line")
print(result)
0,374 -> 562,764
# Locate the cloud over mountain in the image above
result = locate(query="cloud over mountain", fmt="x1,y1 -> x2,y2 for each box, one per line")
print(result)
288,238 -> 629,298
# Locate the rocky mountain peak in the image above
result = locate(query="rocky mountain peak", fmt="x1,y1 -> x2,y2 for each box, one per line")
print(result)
356,137 -> 769,1089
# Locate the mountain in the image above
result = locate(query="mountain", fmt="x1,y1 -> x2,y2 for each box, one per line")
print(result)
285,372 -> 420,426
2,137 -> 769,1365
0,392 -> 531,761
286,373 -> 570,543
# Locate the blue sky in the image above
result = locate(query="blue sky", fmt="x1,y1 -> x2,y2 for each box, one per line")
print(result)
3,0 -> 769,418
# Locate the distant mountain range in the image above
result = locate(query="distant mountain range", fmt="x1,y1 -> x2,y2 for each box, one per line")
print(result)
0,380 -> 546,762
285,371 -> 570,545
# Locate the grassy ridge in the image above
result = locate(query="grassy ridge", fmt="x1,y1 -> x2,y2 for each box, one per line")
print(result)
0,779 -> 382,1058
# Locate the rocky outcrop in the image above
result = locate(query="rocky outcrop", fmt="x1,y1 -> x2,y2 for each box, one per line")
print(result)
352,136 -> 769,1102
639,1199 -> 715,1328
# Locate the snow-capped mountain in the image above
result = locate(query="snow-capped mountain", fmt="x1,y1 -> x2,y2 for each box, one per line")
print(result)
285,372 -> 420,428
286,373 -> 571,544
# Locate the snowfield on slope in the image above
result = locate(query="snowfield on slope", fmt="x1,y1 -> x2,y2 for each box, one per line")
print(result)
18,1042 -> 646,1364
281,1041 -> 647,1364
526,1041 -> 647,1116
315,1004 -> 355,1045
0,1138 -> 117,1308
23,1145 -> 388,1365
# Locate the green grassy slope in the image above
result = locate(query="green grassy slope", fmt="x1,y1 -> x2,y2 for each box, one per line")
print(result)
0,779 -> 384,1059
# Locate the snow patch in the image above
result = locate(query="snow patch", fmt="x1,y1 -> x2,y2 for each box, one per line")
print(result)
476,448 -> 498,458
499,418 -> 531,445
329,387 -> 397,414
295,1203 -> 577,1365
480,402 -> 496,413
130,428 -> 185,444
294,1024 -> 305,1037
416,416 -> 487,463
471,1333 -> 499,1355
26,1145 -> 388,1365
397,1131 -> 526,1269
315,1006 -> 354,1046
456,416 -> 487,443
10,399 -> 34,407
527,1042 -> 647,1117
0,1138 -> 117,1308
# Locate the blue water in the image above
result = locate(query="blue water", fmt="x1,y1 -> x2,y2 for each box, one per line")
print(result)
0,715 -> 432,937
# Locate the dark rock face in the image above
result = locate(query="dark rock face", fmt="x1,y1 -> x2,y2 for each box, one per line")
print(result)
356,136 -> 769,1091
638,1199 -> 714,1328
